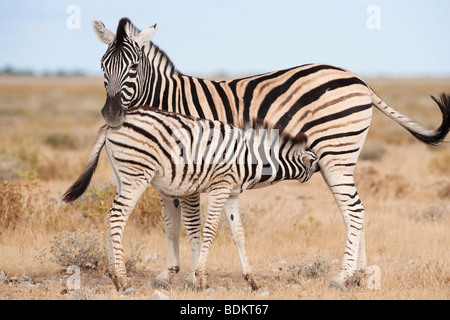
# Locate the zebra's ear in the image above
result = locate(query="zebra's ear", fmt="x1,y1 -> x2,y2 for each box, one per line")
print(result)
132,23 -> 157,47
92,19 -> 115,45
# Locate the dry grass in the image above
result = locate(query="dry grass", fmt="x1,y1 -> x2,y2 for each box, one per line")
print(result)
0,76 -> 449,300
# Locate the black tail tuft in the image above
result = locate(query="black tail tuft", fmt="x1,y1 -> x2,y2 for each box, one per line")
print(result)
62,125 -> 107,203
62,161 -> 98,202
409,93 -> 450,146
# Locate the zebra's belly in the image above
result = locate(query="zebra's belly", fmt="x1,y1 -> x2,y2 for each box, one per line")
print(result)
150,168 -> 242,199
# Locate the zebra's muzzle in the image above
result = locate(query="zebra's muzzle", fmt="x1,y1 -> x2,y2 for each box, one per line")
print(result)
102,92 -> 126,128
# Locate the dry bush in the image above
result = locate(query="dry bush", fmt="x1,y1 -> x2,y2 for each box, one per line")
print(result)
36,226 -> 146,272
0,180 -> 24,229
0,176 -> 97,234
0,174 -> 162,235
67,181 -> 163,230
38,226 -> 108,271
287,250 -> 331,280
0,174 -> 60,232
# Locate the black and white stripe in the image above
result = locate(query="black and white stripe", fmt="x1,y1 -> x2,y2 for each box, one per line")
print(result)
63,105 -> 318,291
87,18 -> 450,290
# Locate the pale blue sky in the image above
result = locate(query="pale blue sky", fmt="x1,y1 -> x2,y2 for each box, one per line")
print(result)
1,0 -> 449,77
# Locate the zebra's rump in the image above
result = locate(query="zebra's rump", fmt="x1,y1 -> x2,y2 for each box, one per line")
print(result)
226,64 -> 374,168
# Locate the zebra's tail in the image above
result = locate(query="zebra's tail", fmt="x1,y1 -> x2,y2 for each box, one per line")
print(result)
62,125 -> 108,202
370,88 -> 450,146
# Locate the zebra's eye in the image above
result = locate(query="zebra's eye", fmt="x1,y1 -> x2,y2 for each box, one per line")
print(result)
130,63 -> 139,71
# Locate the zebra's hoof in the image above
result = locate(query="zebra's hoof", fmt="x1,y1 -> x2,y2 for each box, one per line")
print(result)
152,280 -> 169,290
183,272 -> 199,291
244,274 -> 261,292
183,280 -> 201,291
328,279 -> 347,292
183,282 -> 200,291
346,272 -> 362,288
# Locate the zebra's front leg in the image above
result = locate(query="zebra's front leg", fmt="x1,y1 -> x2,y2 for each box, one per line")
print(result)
153,195 -> 182,289
107,180 -> 148,292
223,195 -> 260,291
179,195 -> 202,289
326,174 -> 366,291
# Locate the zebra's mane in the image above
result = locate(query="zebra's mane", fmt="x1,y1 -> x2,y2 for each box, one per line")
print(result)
115,17 -> 138,48
115,18 -> 179,76
148,42 -> 180,76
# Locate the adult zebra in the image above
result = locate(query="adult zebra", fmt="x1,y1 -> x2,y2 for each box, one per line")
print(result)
63,105 -> 318,291
86,17 -> 450,291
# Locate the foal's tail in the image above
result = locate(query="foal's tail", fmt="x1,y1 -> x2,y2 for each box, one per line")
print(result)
62,125 -> 107,202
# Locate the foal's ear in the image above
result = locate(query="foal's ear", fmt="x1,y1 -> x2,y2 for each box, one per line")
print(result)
131,23 -> 158,47
92,19 -> 115,45
301,154 -> 311,168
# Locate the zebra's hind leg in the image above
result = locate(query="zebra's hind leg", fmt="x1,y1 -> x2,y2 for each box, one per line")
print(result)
179,194 -> 202,290
324,172 -> 367,291
106,179 -> 149,293
153,195 -> 182,289
223,195 -> 260,291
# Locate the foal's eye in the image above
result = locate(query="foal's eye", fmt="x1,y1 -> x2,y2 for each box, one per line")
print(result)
130,63 -> 138,71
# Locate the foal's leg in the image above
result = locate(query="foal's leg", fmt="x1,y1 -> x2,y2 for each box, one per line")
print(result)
179,194 -> 202,288
153,195 -> 182,288
223,195 -> 260,291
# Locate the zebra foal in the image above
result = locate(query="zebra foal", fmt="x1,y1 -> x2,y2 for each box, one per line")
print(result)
63,105 -> 318,291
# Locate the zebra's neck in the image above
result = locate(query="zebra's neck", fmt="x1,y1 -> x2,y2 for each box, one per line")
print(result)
131,42 -> 179,108
132,42 -> 239,124
146,42 -> 178,77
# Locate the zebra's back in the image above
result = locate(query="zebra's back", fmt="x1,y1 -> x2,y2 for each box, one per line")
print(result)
177,64 -> 373,171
